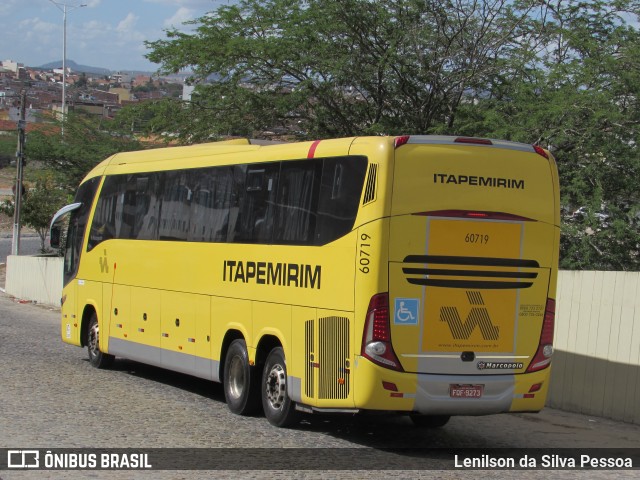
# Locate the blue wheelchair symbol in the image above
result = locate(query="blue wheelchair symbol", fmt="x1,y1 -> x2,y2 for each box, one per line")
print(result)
394,298 -> 419,325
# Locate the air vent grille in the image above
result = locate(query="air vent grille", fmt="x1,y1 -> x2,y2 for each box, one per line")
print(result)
318,316 -> 350,399
362,163 -> 378,205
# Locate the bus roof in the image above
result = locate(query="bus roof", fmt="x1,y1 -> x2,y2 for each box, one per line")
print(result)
81,135 -> 552,184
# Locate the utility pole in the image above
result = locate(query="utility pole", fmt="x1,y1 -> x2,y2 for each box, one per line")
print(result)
48,0 -> 86,135
11,89 -> 27,256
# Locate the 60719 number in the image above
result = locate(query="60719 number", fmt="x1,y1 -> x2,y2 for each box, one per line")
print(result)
465,233 -> 489,244
359,233 -> 371,273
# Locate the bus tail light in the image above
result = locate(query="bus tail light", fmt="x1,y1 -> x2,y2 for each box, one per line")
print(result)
526,298 -> 555,373
454,137 -> 493,145
394,136 -> 411,148
533,145 -> 549,159
361,293 -> 404,372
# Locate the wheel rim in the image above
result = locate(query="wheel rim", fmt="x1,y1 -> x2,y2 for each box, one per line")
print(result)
88,322 -> 100,359
228,355 -> 245,400
265,362 -> 286,410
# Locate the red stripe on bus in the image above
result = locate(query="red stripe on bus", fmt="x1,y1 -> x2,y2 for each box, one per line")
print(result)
307,140 -> 321,158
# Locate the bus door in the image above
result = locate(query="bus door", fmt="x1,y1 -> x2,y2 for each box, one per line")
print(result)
388,136 -> 559,379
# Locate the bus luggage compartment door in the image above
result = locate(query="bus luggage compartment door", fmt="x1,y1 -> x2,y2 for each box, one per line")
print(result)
388,216 -> 552,376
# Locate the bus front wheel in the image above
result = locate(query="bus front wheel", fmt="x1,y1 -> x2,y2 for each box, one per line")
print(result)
223,339 -> 260,415
262,347 -> 299,428
87,313 -> 114,369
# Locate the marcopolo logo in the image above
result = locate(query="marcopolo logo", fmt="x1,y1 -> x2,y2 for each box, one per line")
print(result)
440,291 -> 499,341
477,361 -> 524,370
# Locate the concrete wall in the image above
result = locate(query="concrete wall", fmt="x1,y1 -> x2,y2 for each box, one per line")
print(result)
5,255 -> 62,307
3,258 -> 640,424
548,270 -> 640,424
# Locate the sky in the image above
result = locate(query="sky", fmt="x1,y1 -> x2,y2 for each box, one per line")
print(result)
0,0 -> 233,72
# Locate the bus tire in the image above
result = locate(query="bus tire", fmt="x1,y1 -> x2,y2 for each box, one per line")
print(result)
410,414 -> 450,428
262,347 -> 299,428
223,339 -> 260,415
87,313 -> 114,369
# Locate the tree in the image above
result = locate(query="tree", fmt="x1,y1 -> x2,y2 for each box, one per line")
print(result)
0,173 -> 70,253
74,72 -> 88,89
453,0 -> 640,270
141,0 -> 541,141
26,111 -> 144,192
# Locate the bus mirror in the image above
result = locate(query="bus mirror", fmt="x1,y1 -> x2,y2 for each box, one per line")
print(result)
50,225 -> 61,249
49,202 -> 82,250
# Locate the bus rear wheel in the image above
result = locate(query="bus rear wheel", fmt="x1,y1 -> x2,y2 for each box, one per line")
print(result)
223,339 -> 260,415
87,313 -> 114,369
262,347 -> 299,428
410,414 -> 450,428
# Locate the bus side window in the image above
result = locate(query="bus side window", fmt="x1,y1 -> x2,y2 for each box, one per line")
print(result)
315,156 -> 367,245
273,160 -> 321,245
88,176 -> 123,251
232,163 -> 279,243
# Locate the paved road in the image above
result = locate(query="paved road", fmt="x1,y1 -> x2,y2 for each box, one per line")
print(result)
0,293 -> 638,480
0,234 -> 43,264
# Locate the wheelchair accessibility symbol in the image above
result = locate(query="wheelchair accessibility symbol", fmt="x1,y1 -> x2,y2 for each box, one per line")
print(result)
394,298 -> 419,325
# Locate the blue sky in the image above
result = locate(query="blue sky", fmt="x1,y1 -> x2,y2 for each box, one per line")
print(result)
1,0 -> 232,72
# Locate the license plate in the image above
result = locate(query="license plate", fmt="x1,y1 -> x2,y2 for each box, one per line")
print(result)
449,384 -> 484,398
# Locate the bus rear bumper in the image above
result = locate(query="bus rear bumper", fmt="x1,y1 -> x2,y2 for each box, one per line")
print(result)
353,356 -> 549,415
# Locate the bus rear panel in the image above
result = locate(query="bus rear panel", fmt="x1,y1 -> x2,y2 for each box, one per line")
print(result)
356,136 -> 559,416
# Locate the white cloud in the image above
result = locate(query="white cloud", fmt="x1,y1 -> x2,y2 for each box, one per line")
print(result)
117,12 -> 139,33
164,7 -> 195,27
14,17 -> 61,65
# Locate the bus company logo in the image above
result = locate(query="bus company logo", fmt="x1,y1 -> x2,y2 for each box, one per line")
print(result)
477,361 -> 524,370
223,260 -> 321,289
439,291 -> 499,340
99,250 -> 109,273
433,173 -> 525,190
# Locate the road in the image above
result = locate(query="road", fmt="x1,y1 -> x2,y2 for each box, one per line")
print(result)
0,293 -> 638,480
0,234 -> 43,264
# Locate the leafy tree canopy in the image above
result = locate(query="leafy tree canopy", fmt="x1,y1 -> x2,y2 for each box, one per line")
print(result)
0,172 -> 70,253
26,111 -> 143,192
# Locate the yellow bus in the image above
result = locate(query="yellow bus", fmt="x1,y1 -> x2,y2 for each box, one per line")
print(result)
50,135 -> 559,428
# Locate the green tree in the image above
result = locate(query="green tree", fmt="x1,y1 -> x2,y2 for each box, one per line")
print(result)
141,0 -> 541,141
26,111 -> 144,192
0,173 -> 70,253
74,72 -> 88,89
454,0 -> 640,270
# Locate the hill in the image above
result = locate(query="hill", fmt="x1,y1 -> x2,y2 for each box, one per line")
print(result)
37,60 -> 111,76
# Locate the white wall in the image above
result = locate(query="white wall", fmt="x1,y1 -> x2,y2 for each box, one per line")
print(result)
548,271 -> 640,424
5,255 -> 63,307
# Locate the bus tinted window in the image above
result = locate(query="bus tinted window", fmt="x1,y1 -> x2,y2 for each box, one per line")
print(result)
88,155 -> 367,249
88,175 -> 124,250
232,163 -> 279,244
274,160 -> 322,245
159,170 -> 193,241
64,177 -> 100,284
315,156 -> 367,245
188,166 -> 236,243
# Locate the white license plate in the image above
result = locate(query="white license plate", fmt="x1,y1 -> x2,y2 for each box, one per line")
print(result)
449,384 -> 484,398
